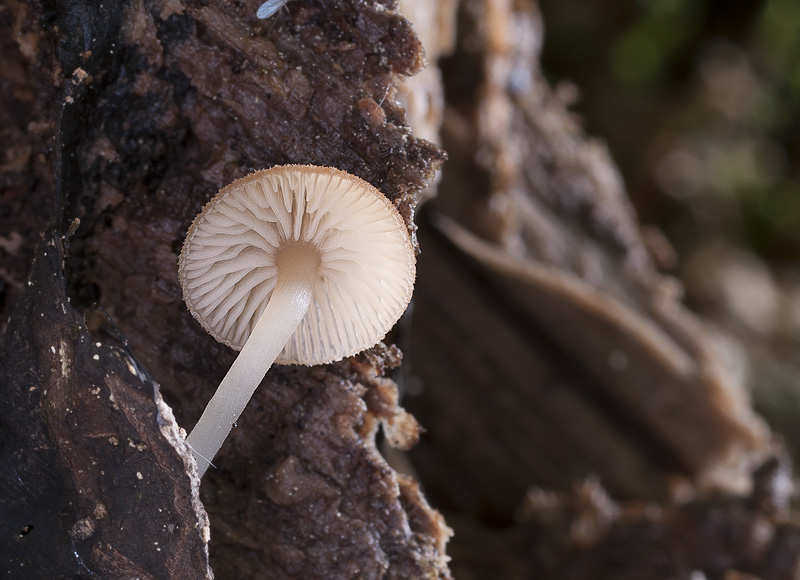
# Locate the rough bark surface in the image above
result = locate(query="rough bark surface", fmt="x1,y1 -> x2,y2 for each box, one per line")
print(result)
0,0 -> 59,346
0,230 -> 212,578
1,0 -> 451,578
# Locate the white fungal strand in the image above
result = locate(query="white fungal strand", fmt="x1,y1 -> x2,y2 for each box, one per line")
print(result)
178,165 -> 415,366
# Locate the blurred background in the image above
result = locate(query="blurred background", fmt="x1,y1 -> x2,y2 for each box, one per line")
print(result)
538,0 -> 800,461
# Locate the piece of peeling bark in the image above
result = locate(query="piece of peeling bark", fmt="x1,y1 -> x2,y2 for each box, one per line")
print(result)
447,455 -> 800,580
2,0 -> 451,577
407,0 -> 768,520
0,232 -> 212,578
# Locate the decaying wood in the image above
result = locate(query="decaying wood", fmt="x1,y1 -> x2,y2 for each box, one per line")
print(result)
407,0 -> 770,523
0,230 -> 211,578
2,0 -> 796,577
1,0 -> 450,578
0,0 -> 59,347
449,456 -> 800,580
403,0 -> 794,577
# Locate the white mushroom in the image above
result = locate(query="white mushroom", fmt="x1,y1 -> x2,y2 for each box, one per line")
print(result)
178,165 -> 416,477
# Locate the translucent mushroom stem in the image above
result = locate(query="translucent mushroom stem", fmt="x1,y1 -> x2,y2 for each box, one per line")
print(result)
187,244 -> 319,478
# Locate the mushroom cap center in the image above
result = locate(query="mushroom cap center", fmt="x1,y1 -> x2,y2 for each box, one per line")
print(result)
276,241 -> 321,277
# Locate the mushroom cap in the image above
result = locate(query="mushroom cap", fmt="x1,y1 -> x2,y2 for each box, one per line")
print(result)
178,165 -> 416,365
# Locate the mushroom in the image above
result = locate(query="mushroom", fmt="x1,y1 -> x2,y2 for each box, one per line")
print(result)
178,165 -> 416,477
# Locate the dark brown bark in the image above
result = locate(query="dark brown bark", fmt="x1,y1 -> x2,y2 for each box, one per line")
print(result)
1,230 -> 211,578
1,0 -> 450,578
